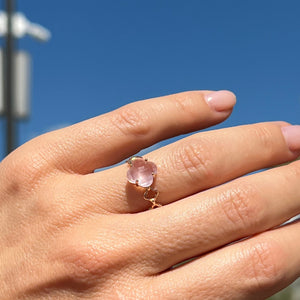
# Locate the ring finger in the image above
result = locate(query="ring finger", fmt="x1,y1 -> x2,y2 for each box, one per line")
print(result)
134,159 -> 300,274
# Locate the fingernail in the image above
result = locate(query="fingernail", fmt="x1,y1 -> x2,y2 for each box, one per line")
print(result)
205,90 -> 236,112
281,125 -> 300,152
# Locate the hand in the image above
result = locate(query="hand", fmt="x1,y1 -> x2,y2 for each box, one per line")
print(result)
1,90 -> 300,300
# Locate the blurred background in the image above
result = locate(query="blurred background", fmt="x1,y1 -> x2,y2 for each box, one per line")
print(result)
0,0 -> 299,298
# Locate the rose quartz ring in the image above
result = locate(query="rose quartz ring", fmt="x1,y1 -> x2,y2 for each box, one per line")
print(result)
127,156 -> 161,209
127,156 -> 157,188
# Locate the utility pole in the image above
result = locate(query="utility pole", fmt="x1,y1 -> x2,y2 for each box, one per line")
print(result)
0,1 -> 51,156
4,0 -> 15,155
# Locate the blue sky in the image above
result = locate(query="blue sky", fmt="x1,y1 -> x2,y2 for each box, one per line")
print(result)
0,0 -> 300,159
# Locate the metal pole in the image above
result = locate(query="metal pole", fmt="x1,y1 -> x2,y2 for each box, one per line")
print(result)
4,0 -> 16,155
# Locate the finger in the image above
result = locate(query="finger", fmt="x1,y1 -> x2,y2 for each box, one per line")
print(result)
81,122 -> 298,213
150,221 -> 300,300
134,160 -> 300,274
7,90 -> 236,174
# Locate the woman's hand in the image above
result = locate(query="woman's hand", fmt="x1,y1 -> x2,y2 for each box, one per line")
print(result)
1,90 -> 300,299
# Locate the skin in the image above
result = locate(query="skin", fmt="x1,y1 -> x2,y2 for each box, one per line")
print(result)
1,90 -> 300,299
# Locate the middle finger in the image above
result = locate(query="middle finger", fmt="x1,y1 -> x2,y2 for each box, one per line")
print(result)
78,121 -> 297,213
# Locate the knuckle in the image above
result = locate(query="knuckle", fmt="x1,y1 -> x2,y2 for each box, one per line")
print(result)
175,140 -> 212,181
111,104 -> 151,138
52,236 -> 134,296
1,151 -> 51,189
219,182 -> 262,230
56,222 -> 136,281
275,161 -> 300,190
54,232 -> 149,299
172,91 -> 203,117
245,239 -> 285,290
57,237 -> 117,281
248,124 -> 275,153
0,148 -> 53,194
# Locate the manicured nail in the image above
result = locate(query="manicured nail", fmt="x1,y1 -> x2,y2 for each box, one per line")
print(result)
205,90 -> 236,112
281,125 -> 300,152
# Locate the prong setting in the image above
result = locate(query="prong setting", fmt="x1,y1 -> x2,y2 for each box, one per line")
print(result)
127,156 -> 161,209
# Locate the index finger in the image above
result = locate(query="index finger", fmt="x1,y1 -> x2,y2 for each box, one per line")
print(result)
9,90 -> 236,174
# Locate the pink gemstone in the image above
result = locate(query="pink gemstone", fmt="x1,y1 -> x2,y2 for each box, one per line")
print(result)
127,158 -> 157,188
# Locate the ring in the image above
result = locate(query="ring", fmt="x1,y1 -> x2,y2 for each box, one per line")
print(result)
127,156 -> 162,209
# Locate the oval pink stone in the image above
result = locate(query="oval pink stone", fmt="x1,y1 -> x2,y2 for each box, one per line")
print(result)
127,158 -> 157,188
